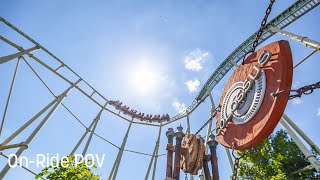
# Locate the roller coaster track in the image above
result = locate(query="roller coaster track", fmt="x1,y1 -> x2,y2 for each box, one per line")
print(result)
170,0 -> 320,123
0,0 -> 319,126
0,0 -> 319,179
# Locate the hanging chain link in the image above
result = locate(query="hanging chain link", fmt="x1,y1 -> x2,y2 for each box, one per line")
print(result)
271,81 -> 320,100
231,142 -> 242,180
195,106 -> 219,135
242,0 -> 276,64
232,157 -> 240,180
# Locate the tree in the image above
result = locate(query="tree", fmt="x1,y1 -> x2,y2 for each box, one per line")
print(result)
35,156 -> 100,180
237,130 -> 320,180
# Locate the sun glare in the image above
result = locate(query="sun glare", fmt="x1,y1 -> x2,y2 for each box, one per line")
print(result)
131,65 -> 157,94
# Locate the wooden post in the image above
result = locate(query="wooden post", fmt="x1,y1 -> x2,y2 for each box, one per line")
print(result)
207,134 -> 219,180
203,155 -> 211,180
173,125 -> 185,180
166,128 -> 175,178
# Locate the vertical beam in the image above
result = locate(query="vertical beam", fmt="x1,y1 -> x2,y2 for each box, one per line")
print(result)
206,88 -> 216,150
173,125 -> 184,180
225,148 -> 234,171
108,119 -> 133,180
0,58 -> 20,136
282,113 -> 320,154
186,111 -> 191,134
200,88 -> 216,180
165,128 -> 175,178
203,155 -> 211,180
280,118 -> 320,172
151,123 -> 163,180
145,124 -> 162,180
82,103 -> 107,156
70,117 -> 98,155
145,144 -> 157,180
185,112 -> 193,180
0,80 -> 78,179
270,26 -> 320,50
0,79 -> 81,146
208,135 -> 219,180
0,46 -> 39,64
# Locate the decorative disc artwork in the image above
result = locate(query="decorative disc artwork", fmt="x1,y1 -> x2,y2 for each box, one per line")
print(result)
216,40 -> 293,150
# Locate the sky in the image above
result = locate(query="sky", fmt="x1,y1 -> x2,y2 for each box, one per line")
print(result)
0,0 -> 320,179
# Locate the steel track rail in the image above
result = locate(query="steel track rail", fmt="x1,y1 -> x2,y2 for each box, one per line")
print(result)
170,0 -> 320,122
0,0 -> 319,126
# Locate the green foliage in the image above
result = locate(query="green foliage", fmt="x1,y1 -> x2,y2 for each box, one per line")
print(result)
237,130 -> 320,180
35,156 -> 100,180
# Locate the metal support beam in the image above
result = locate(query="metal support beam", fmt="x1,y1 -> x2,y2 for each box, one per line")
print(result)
185,111 -> 193,180
82,103 -> 107,156
0,46 -> 39,64
0,142 -> 27,151
145,144 -> 157,180
0,80 -> 78,179
282,114 -> 320,154
145,125 -> 163,180
0,58 -> 20,136
0,79 -> 81,146
270,26 -> 320,50
200,88 -> 216,179
108,120 -> 133,180
186,110 -> 191,134
280,118 -> 320,172
70,117 -> 98,156
205,88 -> 215,150
151,123 -> 163,180
225,148 -> 234,171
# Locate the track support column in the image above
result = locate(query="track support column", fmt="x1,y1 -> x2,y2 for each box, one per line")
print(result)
280,118 -> 320,172
151,123 -> 162,180
145,123 -> 163,180
0,79 -> 80,179
200,88 -> 216,180
282,113 -> 320,154
0,57 -> 21,136
82,103 -> 107,155
108,119 -> 133,180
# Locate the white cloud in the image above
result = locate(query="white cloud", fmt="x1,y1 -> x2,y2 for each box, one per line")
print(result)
172,100 -> 186,113
317,107 -> 320,116
292,98 -> 303,105
184,49 -> 209,71
185,79 -> 200,93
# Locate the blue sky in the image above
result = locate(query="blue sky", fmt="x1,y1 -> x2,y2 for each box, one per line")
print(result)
0,0 -> 320,179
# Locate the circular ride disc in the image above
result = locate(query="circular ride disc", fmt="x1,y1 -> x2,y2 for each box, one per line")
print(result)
216,40 -> 293,150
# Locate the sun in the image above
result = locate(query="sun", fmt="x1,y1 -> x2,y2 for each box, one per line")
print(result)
131,64 -> 157,94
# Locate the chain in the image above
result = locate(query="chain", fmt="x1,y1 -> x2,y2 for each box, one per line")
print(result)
242,0 -> 276,64
232,157 -> 240,180
195,106 -> 219,135
271,81 -> 320,100
231,142 -> 242,180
